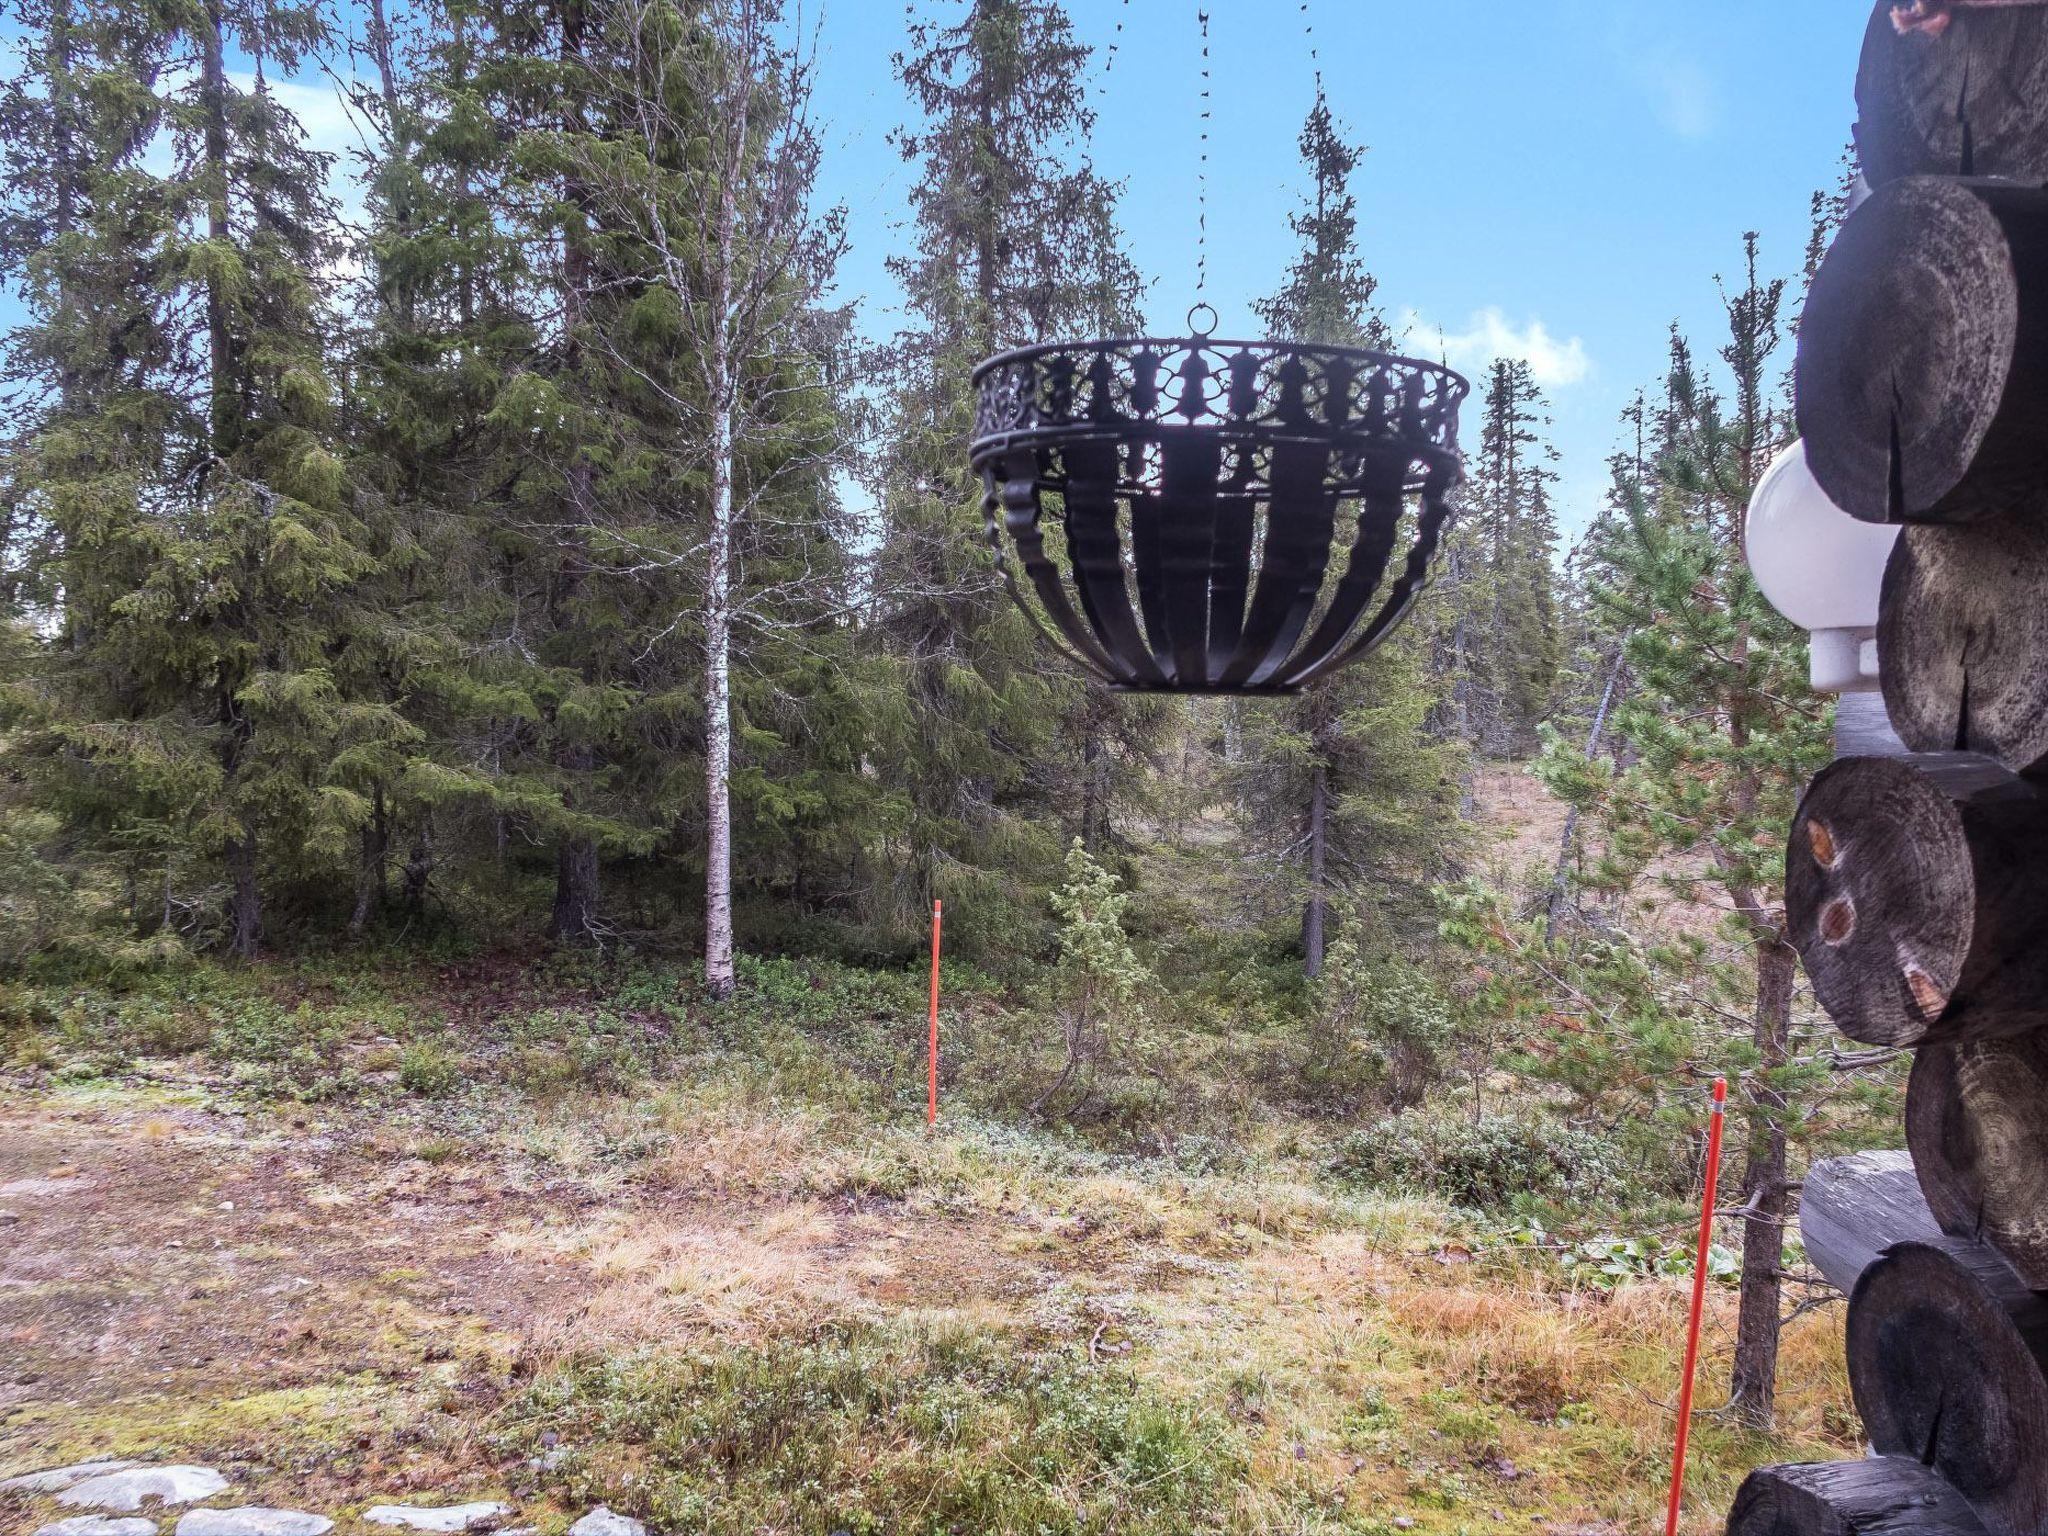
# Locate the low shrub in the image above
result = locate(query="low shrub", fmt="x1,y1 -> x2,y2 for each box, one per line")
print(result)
505,1317 -> 1251,1535
1328,1104 -> 1633,1211
398,1040 -> 460,1097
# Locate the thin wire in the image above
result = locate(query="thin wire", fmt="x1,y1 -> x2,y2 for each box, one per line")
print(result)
1196,6 -> 1210,297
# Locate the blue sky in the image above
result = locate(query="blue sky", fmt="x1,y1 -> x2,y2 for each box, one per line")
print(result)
4,1 -> 1869,544
805,0 -> 1868,541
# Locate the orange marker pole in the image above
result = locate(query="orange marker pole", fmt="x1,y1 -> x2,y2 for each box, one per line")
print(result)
1666,1076 -> 1728,1536
927,900 -> 942,1126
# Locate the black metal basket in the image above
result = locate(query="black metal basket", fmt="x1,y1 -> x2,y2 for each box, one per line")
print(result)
970,336 -> 1468,694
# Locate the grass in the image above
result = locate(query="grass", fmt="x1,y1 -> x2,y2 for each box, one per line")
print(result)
504,1319 -> 1254,1535
0,951 -> 1864,1533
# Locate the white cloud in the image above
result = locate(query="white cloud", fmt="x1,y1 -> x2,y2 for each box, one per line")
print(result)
228,72 -> 375,164
1629,51 -> 1719,142
1400,307 -> 1593,391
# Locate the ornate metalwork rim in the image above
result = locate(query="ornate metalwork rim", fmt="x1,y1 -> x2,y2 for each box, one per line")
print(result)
969,336 -> 1469,697
971,336 -> 1468,472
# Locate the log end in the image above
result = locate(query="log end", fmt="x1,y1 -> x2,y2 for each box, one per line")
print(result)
1881,516 -> 2048,772
1911,1035 -> 2048,1289
1857,0 -> 2048,186
1787,755 -> 1973,1046
1848,1241 -> 2048,1536
1797,177 -> 2018,523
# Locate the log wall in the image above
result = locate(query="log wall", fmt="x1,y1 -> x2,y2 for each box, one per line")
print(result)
1728,7 -> 2048,1534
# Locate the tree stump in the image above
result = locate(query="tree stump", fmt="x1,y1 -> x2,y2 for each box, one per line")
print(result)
1728,1457 -> 1992,1536
1797,177 -> 2048,525
1848,1239 -> 2048,1536
1786,753 -> 2048,1045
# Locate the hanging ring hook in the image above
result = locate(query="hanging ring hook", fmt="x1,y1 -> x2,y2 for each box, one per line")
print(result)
1186,303 -> 1219,341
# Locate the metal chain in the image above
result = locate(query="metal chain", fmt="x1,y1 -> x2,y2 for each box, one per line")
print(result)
1196,5 -> 1211,298
1301,0 -> 1324,109
1099,0 -> 1131,94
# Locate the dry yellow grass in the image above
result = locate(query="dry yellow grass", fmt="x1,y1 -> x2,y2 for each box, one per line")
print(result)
3,1064 -> 1861,1536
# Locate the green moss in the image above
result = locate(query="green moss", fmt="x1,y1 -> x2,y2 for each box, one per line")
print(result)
8,1380 -> 395,1469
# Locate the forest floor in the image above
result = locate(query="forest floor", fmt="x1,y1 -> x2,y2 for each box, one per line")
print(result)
1,1040 -> 1856,1535
0,778 -> 1860,1535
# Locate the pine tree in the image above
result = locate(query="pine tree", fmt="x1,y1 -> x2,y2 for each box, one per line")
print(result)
1541,235 -> 1832,1429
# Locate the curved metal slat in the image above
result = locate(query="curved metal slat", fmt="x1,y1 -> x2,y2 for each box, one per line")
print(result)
1270,466 -> 1412,683
992,452 -> 1120,681
1205,486 -> 1257,677
1215,439 -> 1339,690
1154,432 -> 1224,685
1279,468 -> 1461,689
1127,457 -> 1174,677
1061,440 -> 1166,687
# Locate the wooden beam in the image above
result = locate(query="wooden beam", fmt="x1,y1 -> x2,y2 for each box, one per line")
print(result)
1728,1458 -> 1992,1536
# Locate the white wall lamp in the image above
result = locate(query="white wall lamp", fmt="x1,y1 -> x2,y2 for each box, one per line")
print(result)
1744,439 -> 1901,695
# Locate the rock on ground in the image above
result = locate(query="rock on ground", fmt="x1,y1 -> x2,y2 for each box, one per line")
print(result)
361,1503 -> 511,1533
57,1467 -> 229,1511
568,1510 -> 646,1536
176,1511 -> 335,1536
31,1518 -> 160,1536
3,1461 -> 141,1494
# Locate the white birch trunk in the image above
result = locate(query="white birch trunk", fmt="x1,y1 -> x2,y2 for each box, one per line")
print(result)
702,169 -> 739,1002
704,394 -> 735,998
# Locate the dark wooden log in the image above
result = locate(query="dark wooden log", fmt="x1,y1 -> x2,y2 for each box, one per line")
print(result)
1857,1 -> 2048,187
1728,1458 -> 1992,1536
1848,1239 -> 2048,1536
1802,1150 -> 1943,1294
1878,509 -> 2048,771
1786,753 -> 2048,1045
1796,177 -> 2048,525
1909,1033 -> 2048,1287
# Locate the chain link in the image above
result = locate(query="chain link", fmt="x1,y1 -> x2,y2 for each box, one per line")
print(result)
1196,5 -> 1210,297
1301,0 -> 1324,109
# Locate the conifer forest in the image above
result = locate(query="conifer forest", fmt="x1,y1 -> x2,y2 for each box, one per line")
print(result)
0,3 -> 1912,1533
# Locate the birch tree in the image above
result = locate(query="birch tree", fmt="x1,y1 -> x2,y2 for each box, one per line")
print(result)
579,0 -> 847,997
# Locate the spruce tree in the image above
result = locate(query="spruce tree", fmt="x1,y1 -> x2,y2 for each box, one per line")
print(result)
2,0 -> 414,957
1238,101 -> 1469,977
875,0 -> 1154,952
1463,357 -> 1564,756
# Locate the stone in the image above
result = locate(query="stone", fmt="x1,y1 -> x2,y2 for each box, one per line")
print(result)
568,1510 -> 645,1536
31,1519 -> 159,1536
57,1467 -> 229,1511
361,1504 -> 511,1533
3,1461 -> 140,1495
176,1512 -> 334,1536
0,1175 -> 84,1199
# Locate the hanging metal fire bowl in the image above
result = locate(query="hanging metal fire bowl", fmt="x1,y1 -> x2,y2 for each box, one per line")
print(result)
970,336 -> 1468,695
